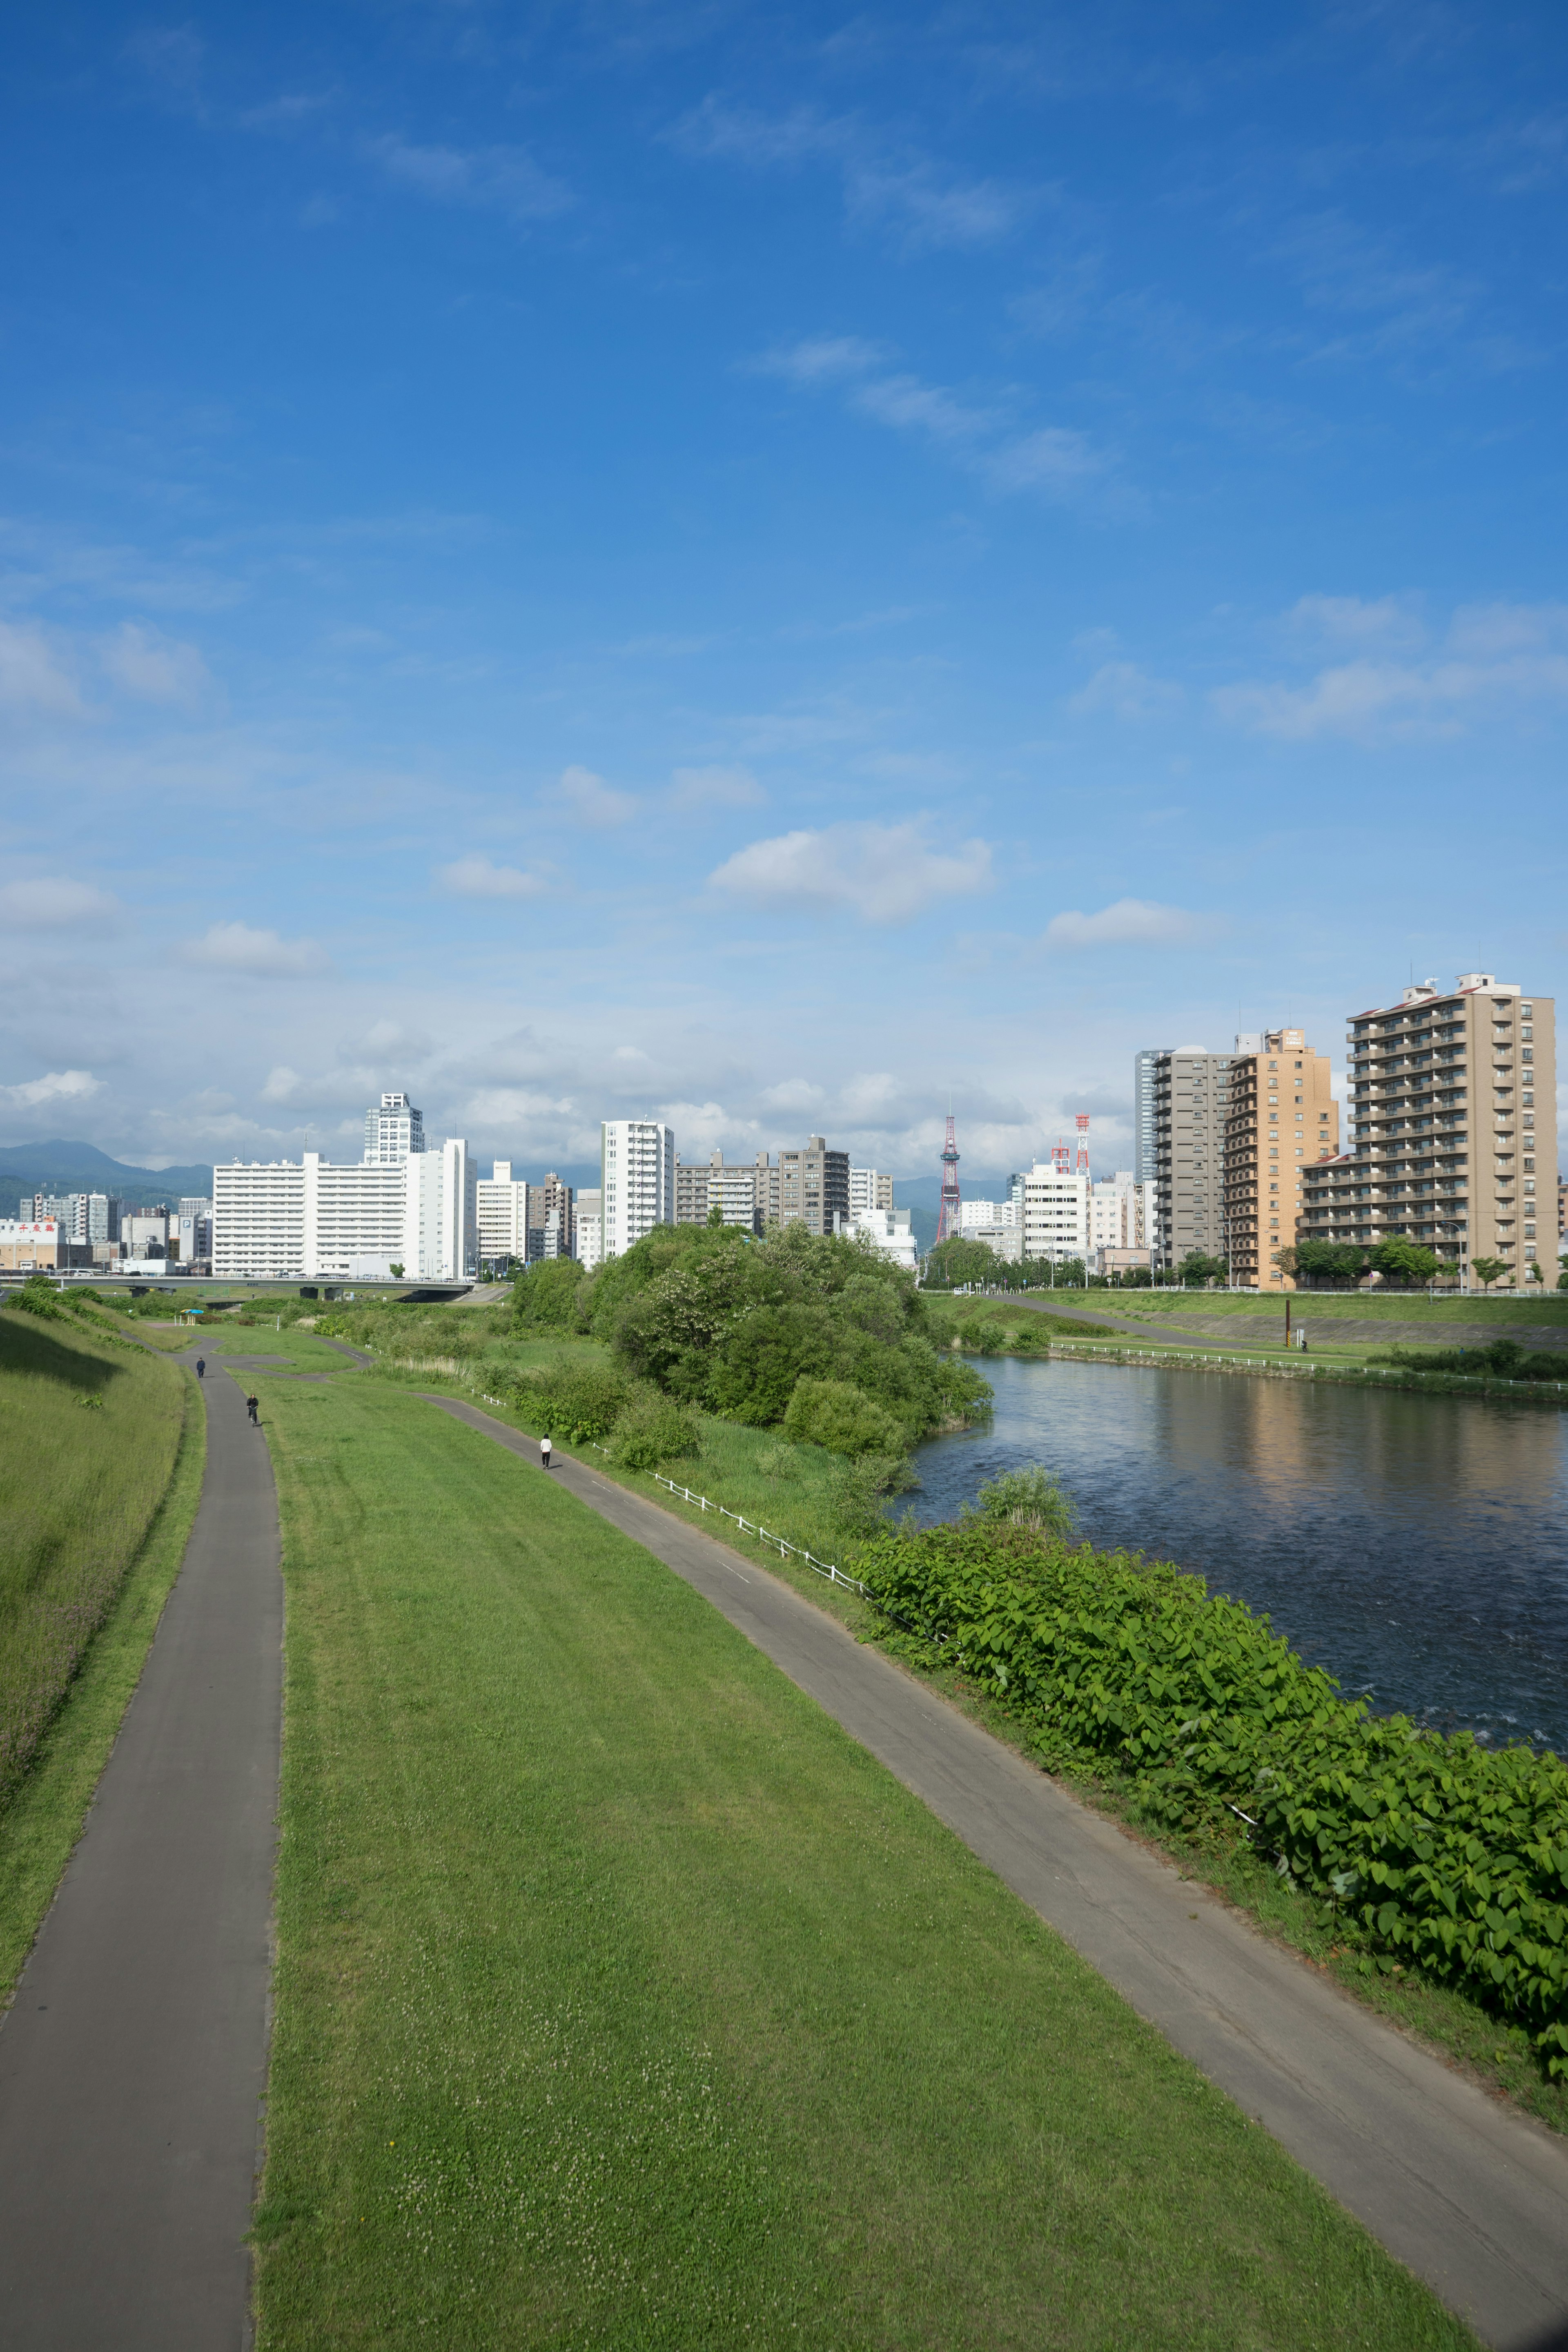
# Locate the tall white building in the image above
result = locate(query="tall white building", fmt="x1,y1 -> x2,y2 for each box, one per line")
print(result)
364,1091 -> 425,1163
848,1167 -> 894,1216
213,1140 -> 476,1280
600,1121 -> 674,1260
1020,1164 -> 1091,1261
959,1197 -> 1018,1230
477,1162 -> 528,1263
847,1206 -> 918,1271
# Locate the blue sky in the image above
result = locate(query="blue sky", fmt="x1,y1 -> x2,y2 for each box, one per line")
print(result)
1,0 -> 1565,1185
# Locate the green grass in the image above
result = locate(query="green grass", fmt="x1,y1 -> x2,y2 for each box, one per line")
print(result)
0,1310 -> 189,1806
253,1369 -> 1472,2350
0,1368 -> 205,1998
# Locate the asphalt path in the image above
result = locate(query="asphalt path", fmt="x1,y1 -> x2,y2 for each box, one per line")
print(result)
423,1392 -> 1568,2352
0,1350 -> 283,2351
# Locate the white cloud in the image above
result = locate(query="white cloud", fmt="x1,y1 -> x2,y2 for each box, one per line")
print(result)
1068,662 -> 1184,721
1,1068 -> 103,1108
0,621 -> 83,715
364,136 -> 572,225
709,820 -> 992,925
557,764 -> 637,829
846,165 -> 1030,251
1215,599 -> 1568,741
668,764 -> 766,811
1042,899 -> 1210,950
753,336 -> 1108,505
261,1066 -> 302,1103
100,621 -> 214,705
181,921 -> 330,976
0,876 -> 120,929
1286,595 -> 1425,651
436,855 -> 548,900
761,1078 -> 825,1111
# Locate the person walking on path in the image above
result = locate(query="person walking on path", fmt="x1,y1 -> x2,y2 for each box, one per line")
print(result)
246,1393 -> 260,1425
540,1434 -> 552,1470
195,1357 -> 205,1379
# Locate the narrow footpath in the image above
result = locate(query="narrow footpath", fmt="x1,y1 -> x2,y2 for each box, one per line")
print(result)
0,1351 -> 282,2351
424,1394 -> 1568,2352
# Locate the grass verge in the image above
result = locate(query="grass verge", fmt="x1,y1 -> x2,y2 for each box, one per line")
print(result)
252,1368 -> 1472,2350
0,1361 -> 206,2000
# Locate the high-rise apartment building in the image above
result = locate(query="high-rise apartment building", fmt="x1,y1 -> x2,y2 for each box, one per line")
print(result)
476,1162 -> 526,1264
1020,1164 -> 1090,1261
778,1136 -> 849,1236
364,1091 -> 424,1163
675,1152 -> 778,1233
1301,972 -> 1557,1285
601,1120 -> 675,1260
575,1188 -> 604,1272
1152,1051 -> 1234,1266
849,1167 -> 894,1216
526,1175 -> 575,1260
213,1141 -> 475,1279
1223,1030 -> 1339,1287
1133,1048 -> 1169,1185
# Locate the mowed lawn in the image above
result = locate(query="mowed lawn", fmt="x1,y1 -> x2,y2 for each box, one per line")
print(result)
254,1374 -> 1472,2351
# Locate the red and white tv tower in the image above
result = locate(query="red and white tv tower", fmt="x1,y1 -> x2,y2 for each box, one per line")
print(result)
1051,1136 -> 1071,1173
935,1112 -> 962,1244
1075,1113 -> 1091,1176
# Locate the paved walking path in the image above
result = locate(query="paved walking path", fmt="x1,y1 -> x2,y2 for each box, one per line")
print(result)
0,1351 -> 282,2351
425,1393 -> 1568,2352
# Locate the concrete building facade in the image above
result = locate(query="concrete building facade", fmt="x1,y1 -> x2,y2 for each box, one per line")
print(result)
849,1167 -> 895,1216
601,1120 -> 675,1260
1133,1048 -> 1168,1185
675,1151 -> 778,1234
846,1206 -> 918,1271
1309,972 -> 1559,1286
1020,1165 -> 1090,1261
1152,1051 -> 1235,1267
364,1091 -> 424,1163
575,1189 -> 604,1272
1224,1029 -> 1339,1288
0,1218 -> 71,1270
213,1140 -> 477,1281
778,1136 -> 849,1237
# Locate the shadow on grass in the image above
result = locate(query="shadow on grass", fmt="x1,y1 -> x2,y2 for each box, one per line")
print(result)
0,1317 -> 125,1396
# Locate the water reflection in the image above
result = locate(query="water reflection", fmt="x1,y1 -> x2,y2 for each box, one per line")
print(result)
912,1358 -> 1568,1756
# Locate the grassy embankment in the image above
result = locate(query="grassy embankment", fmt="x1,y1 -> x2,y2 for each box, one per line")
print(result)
0,1303 -> 205,1996
251,1363 -> 1471,2350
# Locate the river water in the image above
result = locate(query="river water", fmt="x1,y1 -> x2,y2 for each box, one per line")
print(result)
912,1356 -> 1568,1757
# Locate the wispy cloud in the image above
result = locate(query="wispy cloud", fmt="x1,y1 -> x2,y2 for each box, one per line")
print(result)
100,621 -> 215,706
555,764 -> 637,829
0,622 -> 84,715
1067,661 -> 1183,720
1042,899 -> 1212,949
751,336 -> 1107,503
180,922 -> 330,976
364,136 -> 572,225
673,96 -> 1033,252
668,764 -> 766,811
709,819 -> 991,924
436,855 -> 549,900
1215,600 -> 1568,740
0,877 -> 121,930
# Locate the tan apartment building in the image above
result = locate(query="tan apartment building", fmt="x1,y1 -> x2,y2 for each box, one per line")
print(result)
779,1136 -> 850,1237
674,1151 -> 780,1234
1301,971 -> 1558,1286
1223,1029 -> 1339,1287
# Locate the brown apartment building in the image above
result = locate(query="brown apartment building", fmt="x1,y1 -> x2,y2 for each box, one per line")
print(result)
1223,1029 -> 1339,1287
1299,971 -> 1558,1285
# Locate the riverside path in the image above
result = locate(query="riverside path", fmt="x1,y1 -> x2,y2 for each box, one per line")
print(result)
423,1392 -> 1568,2352
0,1349 -> 282,2350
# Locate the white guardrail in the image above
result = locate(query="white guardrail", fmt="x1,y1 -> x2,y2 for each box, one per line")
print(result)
471,1385 -> 871,1598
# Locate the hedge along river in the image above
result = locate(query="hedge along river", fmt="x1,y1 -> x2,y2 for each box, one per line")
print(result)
911,1354 -> 1568,1758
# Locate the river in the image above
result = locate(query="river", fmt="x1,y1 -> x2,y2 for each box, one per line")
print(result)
912,1356 -> 1568,1757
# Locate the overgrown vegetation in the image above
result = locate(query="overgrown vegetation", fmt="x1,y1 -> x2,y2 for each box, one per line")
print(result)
1372,1338 -> 1568,1384
0,1308 -> 188,1810
860,1518 -> 1568,2076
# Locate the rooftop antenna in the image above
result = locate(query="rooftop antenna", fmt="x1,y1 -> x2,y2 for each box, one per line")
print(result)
935,1109 -> 962,1245
1074,1113 -> 1090,1176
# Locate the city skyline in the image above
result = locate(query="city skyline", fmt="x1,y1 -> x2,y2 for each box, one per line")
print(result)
0,7 -> 1564,1179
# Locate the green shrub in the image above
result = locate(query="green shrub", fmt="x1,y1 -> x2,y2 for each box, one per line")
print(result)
509,1359 -> 633,1444
512,1257 -> 588,1331
1372,1339 -> 1567,1385
860,1521 -> 1568,2072
782,1377 -> 910,1458
7,1276 -> 64,1321
961,1466 -> 1076,1537
610,1397 -> 701,1471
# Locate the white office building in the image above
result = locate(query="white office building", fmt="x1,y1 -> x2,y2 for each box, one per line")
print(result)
601,1121 -> 675,1260
213,1134 -> 477,1281
1020,1164 -> 1091,1261
959,1197 -> 1018,1231
575,1188 -> 604,1272
848,1166 -> 894,1216
847,1205 -> 918,1272
477,1163 -> 528,1263
365,1091 -> 424,1163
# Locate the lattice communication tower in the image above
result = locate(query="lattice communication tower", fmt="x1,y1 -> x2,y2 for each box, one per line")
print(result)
1051,1136 -> 1071,1173
935,1113 -> 962,1245
1075,1113 -> 1090,1175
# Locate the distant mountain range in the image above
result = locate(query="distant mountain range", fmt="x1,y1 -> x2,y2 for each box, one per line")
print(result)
0,1140 -> 217,1214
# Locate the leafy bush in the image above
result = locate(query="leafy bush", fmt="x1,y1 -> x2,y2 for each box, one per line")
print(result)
507,1358 -> 633,1444
8,1275 -> 64,1321
782,1377 -> 910,1458
1372,1339 -> 1567,1384
860,1521 -> 1568,2072
512,1257 -> 588,1331
610,1397 -> 701,1471
961,1466 -> 1076,1537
